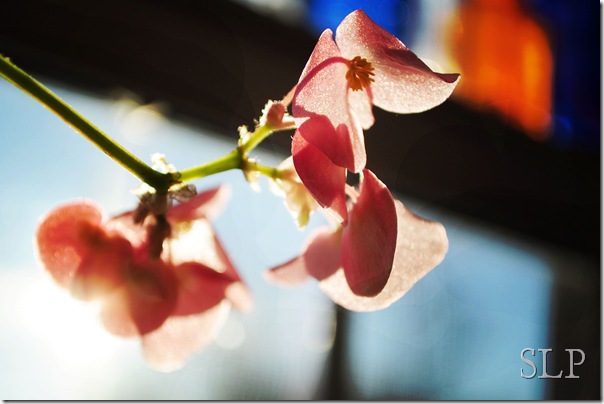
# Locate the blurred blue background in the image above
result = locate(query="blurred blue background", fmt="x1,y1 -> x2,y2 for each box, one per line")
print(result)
0,0 -> 599,400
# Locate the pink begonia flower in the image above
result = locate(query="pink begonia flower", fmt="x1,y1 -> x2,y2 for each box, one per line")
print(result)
35,185 -> 251,371
290,10 -> 459,221
266,170 -> 448,311
293,10 -> 460,174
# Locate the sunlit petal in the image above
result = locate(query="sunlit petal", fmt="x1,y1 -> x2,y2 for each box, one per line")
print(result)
265,255 -> 311,286
320,200 -> 448,311
293,30 -> 366,172
172,262 -> 231,316
168,184 -> 231,223
292,132 -> 348,224
142,302 -> 230,372
341,170 -> 397,296
266,226 -> 342,285
335,10 -> 460,114
100,256 -> 178,336
35,201 -> 104,288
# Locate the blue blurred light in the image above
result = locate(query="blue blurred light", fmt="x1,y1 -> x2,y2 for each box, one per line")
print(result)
528,0 -> 600,151
307,0 -> 419,42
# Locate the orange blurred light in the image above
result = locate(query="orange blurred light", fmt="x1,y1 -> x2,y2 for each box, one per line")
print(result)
449,0 -> 553,140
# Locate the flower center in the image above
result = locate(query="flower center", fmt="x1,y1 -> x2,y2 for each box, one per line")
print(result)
346,56 -> 375,91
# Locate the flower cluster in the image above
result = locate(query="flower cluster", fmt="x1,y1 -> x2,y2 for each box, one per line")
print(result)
31,9 -> 459,370
35,185 -> 251,371
267,10 -> 458,310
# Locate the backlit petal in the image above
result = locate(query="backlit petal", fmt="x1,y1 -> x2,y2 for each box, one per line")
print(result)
165,217 -> 253,312
292,131 -> 348,224
303,227 -> 343,281
167,184 -> 231,223
172,262 -> 231,316
336,10 -> 460,114
320,200 -> 448,311
341,170 -> 397,296
265,255 -> 311,286
348,87 -> 374,129
266,227 -> 342,285
293,30 -> 366,172
70,236 -> 132,301
35,201 -> 103,288
142,302 -> 230,372
100,256 -> 178,336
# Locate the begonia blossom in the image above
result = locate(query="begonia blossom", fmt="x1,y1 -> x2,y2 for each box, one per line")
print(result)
3,7 -> 461,375
293,10 -> 460,174
290,10 -> 459,222
266,170 -> 448,311
35,185 -> 251,371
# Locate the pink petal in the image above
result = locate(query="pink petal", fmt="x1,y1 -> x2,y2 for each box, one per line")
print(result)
107,211 -> 147,248
161,218 -> 253,312
292,132 -> 348,224
141,303 -> 230,372
167,184 -> 231,223
319,200 -> 448,311
293,30 -> 366,172
303,227 -> 343,281
70,235 -> 132,301
264,255 -> 311,286
210,230 -> 243,283
99,288 -> 140,337
348,87 -> 375,129
172,262 -> 231,316
341,170 -> 397,296
265,227 -> 342,286
225,282 -> 253,313
163,219 -> 253,311
335,10 -> 460,114
35,201 -> 104,288
100,256 -> 178,337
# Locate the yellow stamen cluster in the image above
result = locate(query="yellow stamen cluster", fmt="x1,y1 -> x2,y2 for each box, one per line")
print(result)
346,56 -> 375,91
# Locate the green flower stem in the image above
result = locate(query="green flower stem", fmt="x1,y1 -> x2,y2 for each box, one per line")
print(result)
178,149 -> 242,182
239,125 -> 272,154
250,162 -> 281,180
178,123 -> 283,182
0,54 -> 173,192
0,54 -> 289,191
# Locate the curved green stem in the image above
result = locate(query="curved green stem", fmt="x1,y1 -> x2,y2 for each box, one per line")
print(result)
0,54 -> 172,192
178,148 -> 282,183
250,162 -> 281,180
239,125 -> 272,154
178,149 -> 242,182
179,123 -> 282,183
0,54 -> 292,191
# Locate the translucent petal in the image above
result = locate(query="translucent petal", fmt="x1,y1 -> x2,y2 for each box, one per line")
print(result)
35,201 -> 104,288
70,236 -> 132,301
265,227 -> 342,285
348,87 -> 374,129
320,200 -> 448,311
341,170 -> 397,296
100,257 -> 178,336
167,184 -> 231,223
292,131 -> 348,224
172,262 -> 232,316
293,30 -> 366,172
336,10 -> 460,114
264,255 -> 311,286
142,302 -> 230,372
